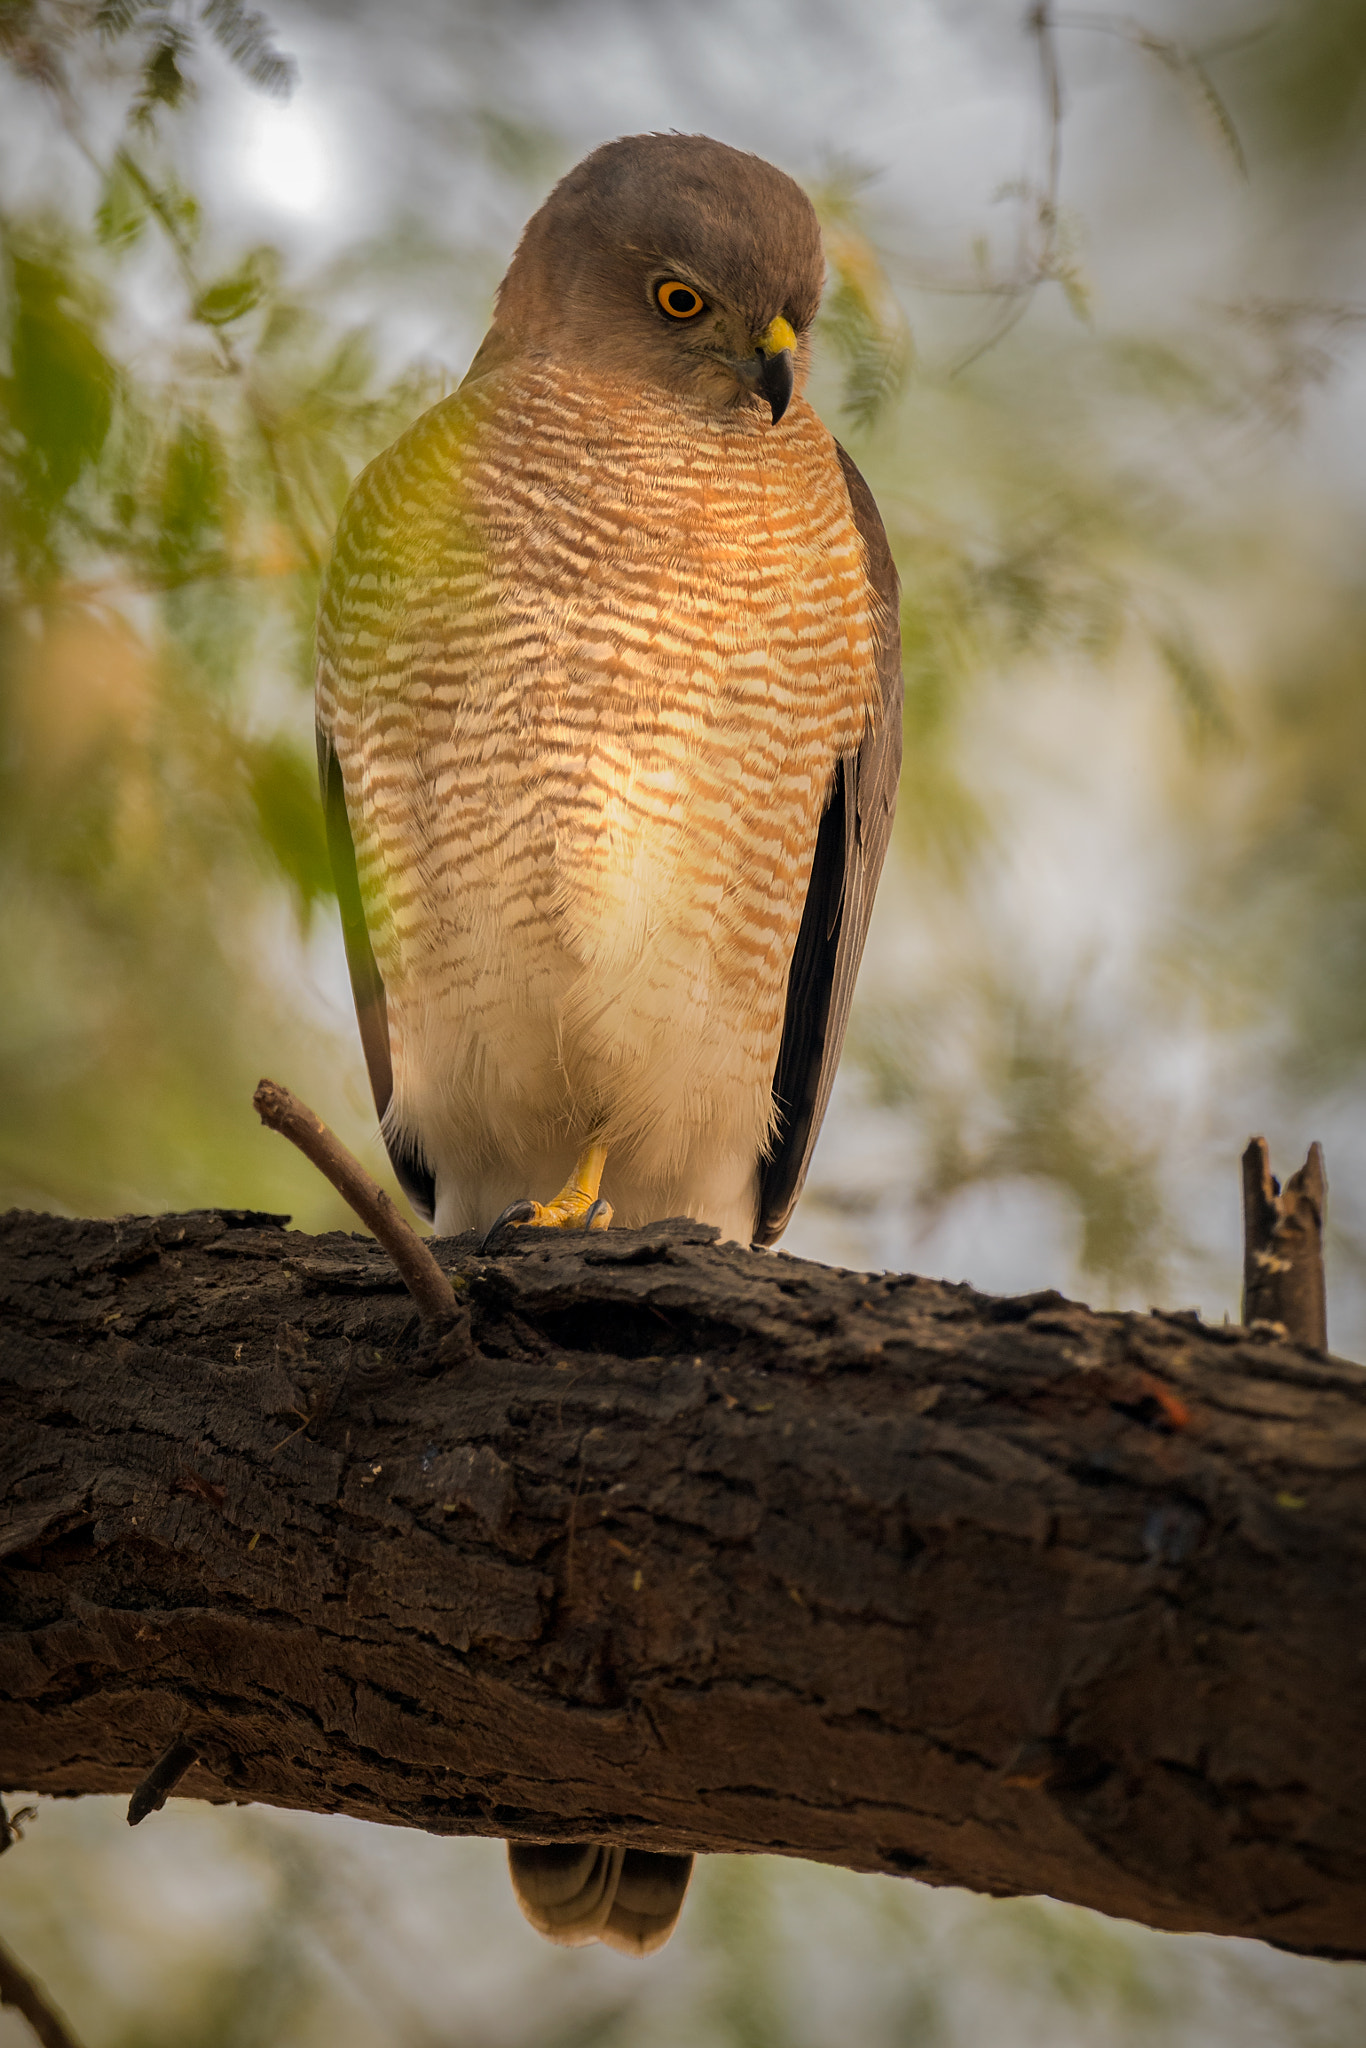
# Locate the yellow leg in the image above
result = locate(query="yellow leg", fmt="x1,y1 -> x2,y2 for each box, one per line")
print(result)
527,1143 -> 612,1230
481,1144 -> 613,1252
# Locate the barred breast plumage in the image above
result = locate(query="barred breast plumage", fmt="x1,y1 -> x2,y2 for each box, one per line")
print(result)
317,361 -> 882,1244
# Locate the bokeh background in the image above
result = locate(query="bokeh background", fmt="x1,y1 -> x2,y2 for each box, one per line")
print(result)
3,0 -> 1365,2040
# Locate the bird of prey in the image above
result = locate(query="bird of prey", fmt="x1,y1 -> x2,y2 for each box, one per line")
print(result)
316,132 -> 902,1954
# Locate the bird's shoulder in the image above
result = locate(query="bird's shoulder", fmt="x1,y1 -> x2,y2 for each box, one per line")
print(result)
317,382 -> 507,675
329,384 -> 492,555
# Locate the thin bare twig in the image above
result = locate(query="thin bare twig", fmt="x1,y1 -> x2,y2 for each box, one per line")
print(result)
1057,10 -> 1253,178
943,0 -> 1252,375
949,1 -> 1069,375
1036,1 -> 1064,227
0,1785 -> 70,2039
126,1735 -> 200,1826
253,1079 -> 458,1328
0,1936 -> 85,2048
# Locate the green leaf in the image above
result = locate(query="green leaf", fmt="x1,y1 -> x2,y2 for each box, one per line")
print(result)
132,28 -> 191,127
155,416 -> 228,573
1057,260 -> 1092,327
194,272 -> 263,327
243,735 -> 333,915
94,151 -> 150,252
193,248 -> 275,327
157,169 -> 202,247
1129,27 -> 1249,179
201,0 -> 295,98
94,0 -> 155,39
819,278 -> 913,435
4,250 -> 117,512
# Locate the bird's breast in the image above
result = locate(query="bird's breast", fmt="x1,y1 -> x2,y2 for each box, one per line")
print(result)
318,361 -> 882,1166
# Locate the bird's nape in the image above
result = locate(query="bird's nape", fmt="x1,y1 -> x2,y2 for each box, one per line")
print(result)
508,1841 -> 695,1955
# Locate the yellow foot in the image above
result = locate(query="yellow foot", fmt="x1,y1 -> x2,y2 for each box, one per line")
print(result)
480,1146 -> 613,1253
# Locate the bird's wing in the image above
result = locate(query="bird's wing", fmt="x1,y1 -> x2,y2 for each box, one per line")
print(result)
754,443 -> 903,1248
316,727 -> 437,1222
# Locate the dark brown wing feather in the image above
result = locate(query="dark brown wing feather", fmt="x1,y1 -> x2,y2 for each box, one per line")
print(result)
755,443 -> 903,1248
317,729 -> 437,1221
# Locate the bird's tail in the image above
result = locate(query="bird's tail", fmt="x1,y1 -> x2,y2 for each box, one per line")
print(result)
507,1841 -> 694,1955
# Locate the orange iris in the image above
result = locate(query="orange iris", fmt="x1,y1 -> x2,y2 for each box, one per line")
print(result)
657,281 -> 704,319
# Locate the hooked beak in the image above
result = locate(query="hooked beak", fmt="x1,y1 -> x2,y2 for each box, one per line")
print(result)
745,314 -> 797,424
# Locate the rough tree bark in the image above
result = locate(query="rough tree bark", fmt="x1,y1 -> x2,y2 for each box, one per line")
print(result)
2,1207 -> 1364,1960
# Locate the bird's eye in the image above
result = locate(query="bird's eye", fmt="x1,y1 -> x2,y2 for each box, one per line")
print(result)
657,281 -> 705,320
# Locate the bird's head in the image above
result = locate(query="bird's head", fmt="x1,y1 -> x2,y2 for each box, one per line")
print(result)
474,133 -> 824,425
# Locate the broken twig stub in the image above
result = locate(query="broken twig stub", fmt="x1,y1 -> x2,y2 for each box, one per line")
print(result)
1241,1137 -> 1328,1349
126,1735 -> 200,1826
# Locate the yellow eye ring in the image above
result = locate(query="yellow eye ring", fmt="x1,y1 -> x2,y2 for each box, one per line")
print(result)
657,280 -> 705,320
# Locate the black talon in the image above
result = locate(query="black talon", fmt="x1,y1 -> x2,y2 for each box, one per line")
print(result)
480,1198 -> 537,1254
583,1197 -> 612,1232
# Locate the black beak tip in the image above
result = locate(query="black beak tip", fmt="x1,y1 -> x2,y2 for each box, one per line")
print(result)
758,347 -> 794,425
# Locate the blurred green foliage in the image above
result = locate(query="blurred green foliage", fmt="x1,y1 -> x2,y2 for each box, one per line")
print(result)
0,0 -> 441,1221
795,0 -> 1366,1303
1237,0 -> 1366,164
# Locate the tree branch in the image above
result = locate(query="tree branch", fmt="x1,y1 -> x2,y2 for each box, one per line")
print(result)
0,1802 -> 84,2048
0,1940 -> 83,2048
2,1207 -> 1364,1959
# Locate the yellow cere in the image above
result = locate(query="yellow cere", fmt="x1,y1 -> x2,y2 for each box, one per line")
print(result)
758,314 -> 797,357
658,280 -> 704,319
